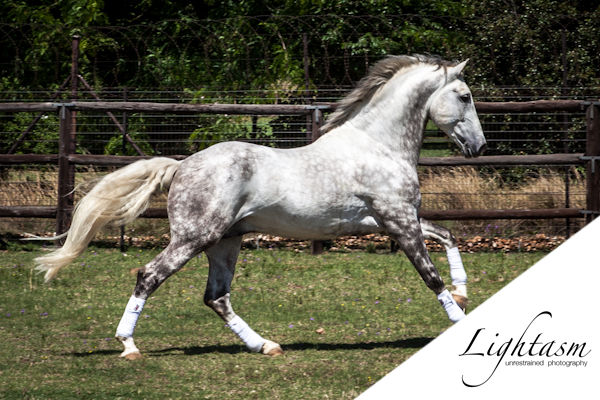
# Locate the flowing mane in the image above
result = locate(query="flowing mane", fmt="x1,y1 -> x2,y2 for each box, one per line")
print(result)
321,54 -> 457,134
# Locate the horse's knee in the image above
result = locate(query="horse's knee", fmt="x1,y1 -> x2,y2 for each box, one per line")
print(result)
423,269 -> 445,294
133,241 -> 199,298
133,268 -> 154,299
434,228 -> 457,249
420,219 -> 458,249
443,231 -> 458,248
419,268 -> 446,294
133,267 -> 169,299
133,262 -> 182,299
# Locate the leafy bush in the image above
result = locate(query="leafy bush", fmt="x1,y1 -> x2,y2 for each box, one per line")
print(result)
1,112 -> 59,154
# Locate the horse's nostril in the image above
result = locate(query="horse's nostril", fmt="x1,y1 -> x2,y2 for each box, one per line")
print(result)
454,133 -> 466,145
477,143 -> 487,156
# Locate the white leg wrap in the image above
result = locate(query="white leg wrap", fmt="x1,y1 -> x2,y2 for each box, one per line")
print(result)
115,295 -> 146,338
437,289 -> 465,323
447,247 -> 467,286
227,315 -> 266,353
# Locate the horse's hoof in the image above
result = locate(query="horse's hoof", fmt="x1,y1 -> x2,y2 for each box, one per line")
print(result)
264,346 -> 284,356
452,294 -> 468,312
261,340 -> 284,356
122,351 -> 143,360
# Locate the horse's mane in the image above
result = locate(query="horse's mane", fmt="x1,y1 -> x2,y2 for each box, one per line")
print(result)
321,54 -> 457,134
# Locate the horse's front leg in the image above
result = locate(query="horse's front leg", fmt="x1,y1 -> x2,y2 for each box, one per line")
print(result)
204,236 -> 283,356
420,218 -> 468,311
373,201 -> 465,323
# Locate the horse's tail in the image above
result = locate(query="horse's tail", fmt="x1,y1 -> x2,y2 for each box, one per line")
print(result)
35,157 -> 181,282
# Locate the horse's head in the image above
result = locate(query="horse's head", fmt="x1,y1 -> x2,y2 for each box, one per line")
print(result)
427,60 -> 486,158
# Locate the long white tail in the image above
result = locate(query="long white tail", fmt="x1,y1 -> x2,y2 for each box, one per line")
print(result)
35,157 -> 180,282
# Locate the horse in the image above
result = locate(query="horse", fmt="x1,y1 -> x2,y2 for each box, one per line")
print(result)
34,55 -> 486,359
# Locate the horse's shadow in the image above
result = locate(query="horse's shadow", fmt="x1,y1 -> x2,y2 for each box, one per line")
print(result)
68,337 -> 432,357
149,337 -> 433,357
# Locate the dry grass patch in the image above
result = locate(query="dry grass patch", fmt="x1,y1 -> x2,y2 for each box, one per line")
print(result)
0,165 -> 587,237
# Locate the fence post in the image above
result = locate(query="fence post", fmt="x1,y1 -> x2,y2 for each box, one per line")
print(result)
120,87 -> 128,252
56,105 -> 74,239
55,35 -> 79,239
310,107 -> 324,255
585,103 -> 600,224
71,35 -> 79,131
303,33 -> 313,142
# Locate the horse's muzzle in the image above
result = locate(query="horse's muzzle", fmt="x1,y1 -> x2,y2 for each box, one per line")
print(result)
472,142 -> 487,158
456,132 -> 486,158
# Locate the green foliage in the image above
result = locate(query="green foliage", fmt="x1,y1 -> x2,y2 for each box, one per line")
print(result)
2,1 -> 598,92
184,89 -> 276,152
188,115 -> 275,152
103,132 -> 155,156
0,0 -> 110,87
460,0 -> 600,88
1,112 -> 59,154
1,1 -> 599,156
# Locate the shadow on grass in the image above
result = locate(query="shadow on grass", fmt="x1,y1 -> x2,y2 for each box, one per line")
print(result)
66,345 -> 245,358
67,337 -> 433,358
283,337 -> 433,351
70,349 -> 122,357
148,337 -> 433,356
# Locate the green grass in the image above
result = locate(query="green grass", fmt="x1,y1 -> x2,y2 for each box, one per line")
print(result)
0,244 -> 545,399
419,147 -> 455,158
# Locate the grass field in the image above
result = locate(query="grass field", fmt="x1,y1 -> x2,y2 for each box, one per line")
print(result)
0,244 -> 545,399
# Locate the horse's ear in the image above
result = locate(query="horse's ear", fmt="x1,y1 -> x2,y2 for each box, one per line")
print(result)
449,59 -> 469,79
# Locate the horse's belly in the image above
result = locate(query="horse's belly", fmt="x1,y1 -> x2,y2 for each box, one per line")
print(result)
240,206 -> 383,240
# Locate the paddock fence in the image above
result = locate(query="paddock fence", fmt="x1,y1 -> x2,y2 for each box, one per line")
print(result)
1,36 -> 599,251
0,97 -> 599,254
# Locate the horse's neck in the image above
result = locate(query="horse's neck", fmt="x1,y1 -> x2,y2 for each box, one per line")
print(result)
350,68 -> 444,165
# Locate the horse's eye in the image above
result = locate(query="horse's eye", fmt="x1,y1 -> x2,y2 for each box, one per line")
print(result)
460,93 -> 471,103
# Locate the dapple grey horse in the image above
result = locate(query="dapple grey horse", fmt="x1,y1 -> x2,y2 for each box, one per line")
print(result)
35,55 -> 486,359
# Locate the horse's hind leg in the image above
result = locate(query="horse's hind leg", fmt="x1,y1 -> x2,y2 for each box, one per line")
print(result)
204,236 -> 283,356
420,218 -> 468,311
115,238 -> 200,359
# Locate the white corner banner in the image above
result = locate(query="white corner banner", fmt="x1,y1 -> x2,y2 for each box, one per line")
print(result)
358,217 -> 600,399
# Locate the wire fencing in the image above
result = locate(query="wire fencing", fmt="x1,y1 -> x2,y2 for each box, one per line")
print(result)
0,99 -> 596,243
1,15 -> 599,245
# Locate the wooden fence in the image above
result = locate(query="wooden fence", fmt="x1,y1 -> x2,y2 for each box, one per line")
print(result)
1,99 -> 599,242
1,35 -> 598,254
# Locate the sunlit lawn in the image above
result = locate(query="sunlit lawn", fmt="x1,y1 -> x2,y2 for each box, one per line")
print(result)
0,244 -> 545,399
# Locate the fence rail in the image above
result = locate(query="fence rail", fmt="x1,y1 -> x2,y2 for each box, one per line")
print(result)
1,100 -> 599,231
0,99 -> 594,114
0,152 -> 587,167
